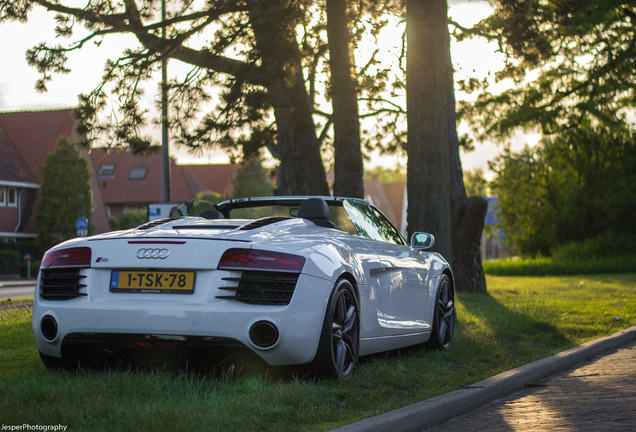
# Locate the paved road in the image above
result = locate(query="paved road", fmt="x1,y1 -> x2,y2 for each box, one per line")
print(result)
0,283 -> 35,300
426,340 -> 636,431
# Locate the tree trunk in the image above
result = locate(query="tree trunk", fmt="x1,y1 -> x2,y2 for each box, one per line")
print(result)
406,0 -> 453,263
407,0 -> 487,293
248,0 -> 329,196
327,0 -> 364,198
269,73 -> 330,196
451,196 -> 488,292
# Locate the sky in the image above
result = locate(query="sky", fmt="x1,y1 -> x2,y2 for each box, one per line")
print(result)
0,1 -> 533,176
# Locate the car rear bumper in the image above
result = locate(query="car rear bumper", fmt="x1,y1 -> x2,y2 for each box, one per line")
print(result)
33,273 -> 331,366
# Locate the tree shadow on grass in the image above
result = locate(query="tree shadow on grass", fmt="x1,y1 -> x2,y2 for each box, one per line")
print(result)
456,290 -> 572,368
360,289 -> 572,372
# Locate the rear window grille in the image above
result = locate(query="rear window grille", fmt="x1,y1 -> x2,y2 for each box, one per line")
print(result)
40,269 -> 87,300
216,271 -> 299,305
172,225 -> 240,230
239,217 -> 290,231
137,218 -> 179,230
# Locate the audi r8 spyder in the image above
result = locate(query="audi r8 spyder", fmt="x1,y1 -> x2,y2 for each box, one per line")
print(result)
33,196 -> 455,377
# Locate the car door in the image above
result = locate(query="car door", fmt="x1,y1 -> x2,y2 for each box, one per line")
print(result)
343,200 -> 433,335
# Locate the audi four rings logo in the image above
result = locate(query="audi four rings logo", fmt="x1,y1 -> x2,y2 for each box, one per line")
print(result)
136,248 -> 170,259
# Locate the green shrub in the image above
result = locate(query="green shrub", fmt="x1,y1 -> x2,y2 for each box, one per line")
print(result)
20,259 -> 40,279
34,136 -> 93,251
110,208 -> 148,230
0,240 -> 44,261
484,254 -> 636,276
0,250 -> 19,275
551,231 -> 636,261
485,230 -> 636,276
195,191 -> 226,204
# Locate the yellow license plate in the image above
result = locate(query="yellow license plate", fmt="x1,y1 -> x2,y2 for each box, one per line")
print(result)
110,270 -> 195,294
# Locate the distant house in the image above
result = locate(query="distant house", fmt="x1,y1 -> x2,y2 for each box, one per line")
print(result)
0,122 -> 38,239
0,109 -> 110,241
91,148 -> 238,218
0,108 -> 239,241
184,163 -> 238,198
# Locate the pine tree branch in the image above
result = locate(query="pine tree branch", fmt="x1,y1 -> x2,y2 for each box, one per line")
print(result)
31,0 -> 267,86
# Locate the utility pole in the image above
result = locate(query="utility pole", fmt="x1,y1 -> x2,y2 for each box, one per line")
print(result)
161,0 -> 171,203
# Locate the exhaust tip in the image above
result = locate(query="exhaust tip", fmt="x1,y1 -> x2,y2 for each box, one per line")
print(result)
249,321 -> 279,348
41,315 -> 58,342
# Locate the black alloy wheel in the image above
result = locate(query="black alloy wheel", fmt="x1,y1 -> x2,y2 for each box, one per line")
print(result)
39,351 -> 78,371
311,279 -> 360,378
426,274 -> 455,350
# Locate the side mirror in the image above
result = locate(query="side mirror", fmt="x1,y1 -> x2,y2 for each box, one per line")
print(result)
411,232 -> 435,251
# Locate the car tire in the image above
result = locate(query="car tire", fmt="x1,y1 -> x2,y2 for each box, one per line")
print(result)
425,274 -> 455,350
310,278 -> 360,378
39,351 -> 77,371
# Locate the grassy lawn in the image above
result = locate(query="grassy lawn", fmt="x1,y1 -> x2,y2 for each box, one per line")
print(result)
483,254 -> 636,275
1,274 -> 634,431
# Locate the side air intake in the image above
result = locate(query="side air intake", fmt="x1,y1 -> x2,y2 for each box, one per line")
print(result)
216,271 -> 300,306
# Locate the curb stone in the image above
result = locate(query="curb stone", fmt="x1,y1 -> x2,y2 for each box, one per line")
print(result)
0,280 -> 36,288
331,325 -> 636,432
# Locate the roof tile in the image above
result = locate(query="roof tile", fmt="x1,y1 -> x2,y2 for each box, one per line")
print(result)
0,108 -> 81,183
0,125 -> 36,185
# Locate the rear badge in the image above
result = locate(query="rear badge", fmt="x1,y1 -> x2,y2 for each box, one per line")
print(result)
136,248 -> 170,259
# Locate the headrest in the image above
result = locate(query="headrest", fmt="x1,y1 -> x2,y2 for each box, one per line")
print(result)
200,209 -> 224,220
298,198 -> 331,221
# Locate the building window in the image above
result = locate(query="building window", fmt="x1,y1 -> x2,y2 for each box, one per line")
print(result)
7,187 -> 17,207
129,167 -> 148,180
98,164 -> 116,178
0,187 -> 5,206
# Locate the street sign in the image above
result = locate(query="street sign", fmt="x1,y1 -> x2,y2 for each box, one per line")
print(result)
75,217 -> 88,230
76,216 -> 88,237
148,203 -> 178,221
484,197 -> 501,225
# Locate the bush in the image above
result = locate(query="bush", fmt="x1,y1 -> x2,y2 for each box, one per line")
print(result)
20,259 -> 40,279
551,231 -> 636,261
34,136 -> 93,251
484,230 -> 636,276
195,191 -> 226,204
484,254 -> 636,276
0,240 -> 44,260
0,250 -> 19,275
110,208 -> 148,230
490,123 -> 636,256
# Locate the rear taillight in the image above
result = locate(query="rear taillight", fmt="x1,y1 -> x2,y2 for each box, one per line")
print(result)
218,248 -> 305,272
41,247 -> 92,269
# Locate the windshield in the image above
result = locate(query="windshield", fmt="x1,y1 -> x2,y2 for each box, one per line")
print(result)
171,197 -> 401,242
169,200 -> 217,217
226,201 -> 358,235
343,199 -> 406,245
228,205 -> 295,219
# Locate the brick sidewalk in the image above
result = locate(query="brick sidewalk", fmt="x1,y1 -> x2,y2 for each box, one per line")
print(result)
426,341 -> 636,431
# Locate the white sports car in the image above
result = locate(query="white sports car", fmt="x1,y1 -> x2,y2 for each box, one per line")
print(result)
33,196 -> 455,377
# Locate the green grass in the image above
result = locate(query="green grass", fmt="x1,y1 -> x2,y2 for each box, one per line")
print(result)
483,254 -> 636,276
1,274 -> 635,431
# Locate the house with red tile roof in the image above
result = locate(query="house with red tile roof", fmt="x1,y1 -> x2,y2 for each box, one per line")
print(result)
90,148 -> 238,217
0,109 -> 110,240
183,163 -> 237,198
0,124 -> 40,238
0,108 -> 239,241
